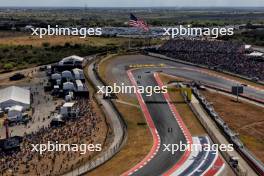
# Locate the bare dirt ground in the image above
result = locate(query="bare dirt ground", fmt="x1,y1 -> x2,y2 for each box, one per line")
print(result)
201,89 -> 264,163
0,66 -> 40,88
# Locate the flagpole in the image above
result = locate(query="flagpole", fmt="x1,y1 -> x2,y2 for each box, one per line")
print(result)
128,29 -> 131,50
128,13 -> 149,49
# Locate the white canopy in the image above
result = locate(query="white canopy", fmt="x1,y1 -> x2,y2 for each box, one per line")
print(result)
244,45 -> 252,50
59,55 -> 84,65
248,51 -> 264,57
0,86 -> 30,107
63,102 -> 75,108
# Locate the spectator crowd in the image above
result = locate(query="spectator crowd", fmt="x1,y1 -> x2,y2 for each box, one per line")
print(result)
157,39 -> 264,81
0,98 -> 104,176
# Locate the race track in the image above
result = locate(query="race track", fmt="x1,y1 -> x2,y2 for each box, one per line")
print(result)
101,54 -> 263,175
105,55 -> 264,102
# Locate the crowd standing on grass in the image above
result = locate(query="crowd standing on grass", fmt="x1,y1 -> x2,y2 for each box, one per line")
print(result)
158,39 -> 264,81
0,98 -> 103,176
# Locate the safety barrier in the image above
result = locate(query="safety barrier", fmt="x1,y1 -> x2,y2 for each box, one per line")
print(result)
192,88 -> 264,176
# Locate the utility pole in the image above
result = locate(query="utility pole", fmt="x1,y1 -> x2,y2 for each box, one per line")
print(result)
128,30 -> 131,50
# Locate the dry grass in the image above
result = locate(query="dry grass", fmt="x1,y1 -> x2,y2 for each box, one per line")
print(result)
0,33 -> 162,48
88,102 -> 152,176
0,35 -> 129,47
159,73 -> 206,136
0,31 -> 26,38
201,90 -> 264,163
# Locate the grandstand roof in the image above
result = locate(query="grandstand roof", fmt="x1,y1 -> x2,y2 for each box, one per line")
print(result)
0,86 -> 30,105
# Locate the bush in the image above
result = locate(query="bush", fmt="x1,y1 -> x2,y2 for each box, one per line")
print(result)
3,63 -> 14,70
42,42 -> 50,48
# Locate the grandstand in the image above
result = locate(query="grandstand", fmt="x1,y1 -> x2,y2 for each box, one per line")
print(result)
156,39 -> 264,81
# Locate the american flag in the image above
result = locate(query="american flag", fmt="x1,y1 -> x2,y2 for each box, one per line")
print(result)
129,13 -> 149,32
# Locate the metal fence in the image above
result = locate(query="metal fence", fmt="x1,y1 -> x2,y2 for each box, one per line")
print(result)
63,54 -> 127,176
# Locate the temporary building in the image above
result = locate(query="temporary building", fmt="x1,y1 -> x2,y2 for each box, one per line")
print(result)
51,73 -> 61,80
244,45 -> 252,50
0,108 -> 4,118
0,86 -> 30,109
54,85 -> 60,89
72,68 -> 85,80
62,70 -> 73,80
76,80 -> 84,91
60,102 -> 75,115
65,91 -> 74,102
56,79 -> 61,85
50,114 -> 65,127
63,82 -> 75,91
7,105 -> 23,121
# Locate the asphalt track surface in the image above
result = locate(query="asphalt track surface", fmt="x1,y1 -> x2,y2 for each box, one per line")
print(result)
130,70 -> 190,176
130,71 -> 187,175
126,70 -> 220,176
104,55 -> 263,175
178,137 -> 217,176
106,55 -> 264,102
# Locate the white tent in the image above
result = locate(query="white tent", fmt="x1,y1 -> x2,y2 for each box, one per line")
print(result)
65,91 -> 74,102
248,51 -> 264,57
54,85 -> 60,89
8,105 -> 23,121
60,102 -> 75,115
51,73 -> 61,80
59,55 -> 84,66
62,70 -> 73,80
0,86 -> 30,109
244,45 -> 252,50
56,79 -> 61,85
76,80 -> 84,91
72,68 -> 84,80
63,102 -> 75,108
63,82 -> 75,91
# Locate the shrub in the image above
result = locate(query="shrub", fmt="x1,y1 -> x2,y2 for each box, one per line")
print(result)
3,63 -> 14,70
